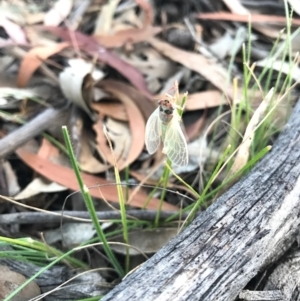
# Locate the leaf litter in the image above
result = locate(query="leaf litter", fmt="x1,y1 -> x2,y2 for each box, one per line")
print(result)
0,0 -> 299,299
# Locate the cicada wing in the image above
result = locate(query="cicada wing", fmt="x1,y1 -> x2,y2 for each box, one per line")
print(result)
163,113 -> 188,166
145,107 -> 162,154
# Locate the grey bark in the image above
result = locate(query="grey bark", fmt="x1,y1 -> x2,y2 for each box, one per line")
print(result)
0,79 -> 69,159
101,99 -> 300,301
239,290 -> 284,301
0,248 -> 109,301
262,247 -> 300,301
239,241 -> 300,301
0,210 -> 188,225
0,107 -> 67,159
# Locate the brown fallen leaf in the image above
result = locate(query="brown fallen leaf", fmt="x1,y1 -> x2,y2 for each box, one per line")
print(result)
148,37 -> 236,99
186,91 -> 229,110
14,139 -> 67,199
109,228 -> 178,255
135,0 -> 155,26
92,102 -> 128,121
196,12 -> 300,26
15,147 -> 177,211
221,0 -> 249,15
17,42 -> 69,87
228,88 -> 274,178
94,26 -> 162,48
92,80 -> 146,169
219,1 -> 288,38
98,80 -> 155,120
94,0 -> 156,46
98,117 -> 132,166
0,265 -> 41,300
38,137 -> 60,159
78,129 -> 109,174
42,26 -> 152,99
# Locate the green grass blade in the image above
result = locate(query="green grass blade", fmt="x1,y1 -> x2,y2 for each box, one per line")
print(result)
62,126 -> 124,277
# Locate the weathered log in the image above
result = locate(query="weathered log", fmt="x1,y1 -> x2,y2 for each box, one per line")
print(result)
0,249 -> 109,301
101,99 -> 300,301
239,289 -> 284,301
262,246 -> 300,301
239,243 -> 300,301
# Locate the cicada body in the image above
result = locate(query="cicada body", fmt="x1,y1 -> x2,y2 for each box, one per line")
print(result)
145,99 -> 188,166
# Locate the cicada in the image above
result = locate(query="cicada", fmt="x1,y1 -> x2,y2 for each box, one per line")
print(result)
145,98 -> 188,166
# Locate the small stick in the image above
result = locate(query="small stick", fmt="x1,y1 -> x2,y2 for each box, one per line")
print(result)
0,210 -> 189,225
0,107 -> 68,159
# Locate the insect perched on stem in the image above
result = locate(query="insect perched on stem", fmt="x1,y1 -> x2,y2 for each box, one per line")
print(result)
145,94 -> 188,166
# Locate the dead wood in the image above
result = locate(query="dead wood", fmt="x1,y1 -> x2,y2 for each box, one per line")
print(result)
0,246 -> 109,301
0,107 -> 67,159
239,290 -> 283,301
260,246 -> 300,301
0,210 -> 188,225
101,98 -> 300,301
0,80 -> 69,159
239,243 -> 300,301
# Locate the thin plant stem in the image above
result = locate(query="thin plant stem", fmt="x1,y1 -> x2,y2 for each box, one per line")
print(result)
62,126 -> 124,277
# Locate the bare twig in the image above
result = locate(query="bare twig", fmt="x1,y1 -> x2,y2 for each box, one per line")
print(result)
0,210 -> 188,225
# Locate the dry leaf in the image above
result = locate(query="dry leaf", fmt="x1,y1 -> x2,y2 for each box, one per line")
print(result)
228,88 -> 274,177
94,0 -> 156,45
288,0 -> 300,16
148,37 -> 236,99
44,223 -> 97,247
135,0 -> 154,26
0,16 -> 28,45
256,60 -> 300,81
14,177 -> 67,200
17,42 -> 69,87
220,1 -> 287,38
93,0 -> 121,35
94,26 -> 162,48
182,90 -> 227,111
121,46 -> 177,81
222,0 -> 248,14
197,12 -> 300,26
15,147 -> 177,211
78,131 -> 109,173
59,58 -> 105,120
0,3 -> 26,24
92,80 -> 150,170
38,137 -> 60,159
93,102 -> 128,121
2,161 -> 20,196
44,0 -> 73,26
0,265 -> 41,300
98,117 -> 132,163
43,26 -> 152,99
15,138 -> 68,199
109,228 -> 178,255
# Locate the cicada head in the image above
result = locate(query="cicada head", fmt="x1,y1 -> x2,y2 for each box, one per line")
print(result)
158,99 -> 174,124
